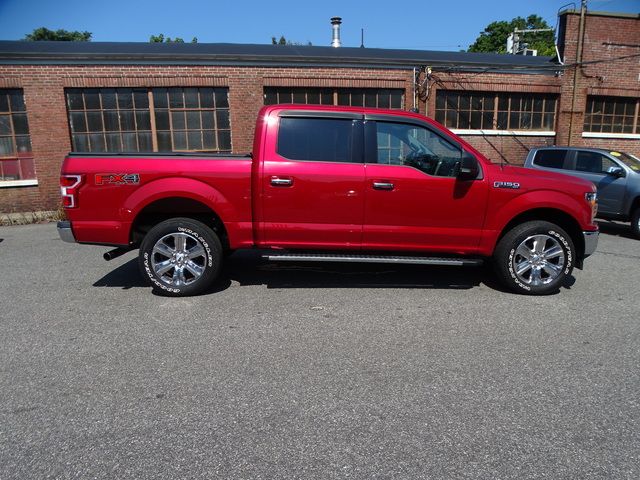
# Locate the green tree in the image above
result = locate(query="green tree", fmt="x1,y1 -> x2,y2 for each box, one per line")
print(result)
24,27 -> 91,41
150,34 -> 197,43
468,15 -> 555,56
271,36 -> 311,46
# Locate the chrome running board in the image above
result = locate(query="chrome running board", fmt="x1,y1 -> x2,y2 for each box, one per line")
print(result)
263,253 -> 483,267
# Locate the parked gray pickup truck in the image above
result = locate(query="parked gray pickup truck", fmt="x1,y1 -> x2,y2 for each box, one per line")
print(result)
525,147 -> 640,238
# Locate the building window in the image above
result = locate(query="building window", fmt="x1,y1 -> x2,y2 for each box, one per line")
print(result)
66,87 -> 231,153
583,96 -> 639,134
0,89 -> 36,182
264,87 -> 404,109
435,90 -> 557,131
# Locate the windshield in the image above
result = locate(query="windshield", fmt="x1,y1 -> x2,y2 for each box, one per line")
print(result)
610,151 -> 640,172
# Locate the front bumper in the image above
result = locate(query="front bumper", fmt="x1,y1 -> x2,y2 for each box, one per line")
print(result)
57,221 -> 76,243
583,230 -> 599,257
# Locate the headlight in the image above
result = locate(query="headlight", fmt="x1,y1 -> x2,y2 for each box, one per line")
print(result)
585,192 -> 598,220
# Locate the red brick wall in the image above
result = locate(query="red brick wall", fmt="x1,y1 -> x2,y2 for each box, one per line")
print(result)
0,65 -> 412,213
1,11 -> 638,213
556,12 -> 640,155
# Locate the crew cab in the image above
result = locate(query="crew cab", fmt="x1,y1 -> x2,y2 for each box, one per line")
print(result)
525,146 -> 640,238
58,104 -> 599,296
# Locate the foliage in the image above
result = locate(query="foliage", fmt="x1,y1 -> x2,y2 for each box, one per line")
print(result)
468,15 -> 555,56
271,36 -> 312,46
150,34 -> 198,43
24,27 -> 92,41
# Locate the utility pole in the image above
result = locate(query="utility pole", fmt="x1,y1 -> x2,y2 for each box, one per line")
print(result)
507,28 -> 554,54
567,0 -> 588,146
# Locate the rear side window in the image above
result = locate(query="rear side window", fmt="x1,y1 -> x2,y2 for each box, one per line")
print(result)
533,149 -> 567,169
277,117 -> 355,163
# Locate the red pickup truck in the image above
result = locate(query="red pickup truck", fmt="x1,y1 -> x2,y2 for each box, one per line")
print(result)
58,104 -> 599,296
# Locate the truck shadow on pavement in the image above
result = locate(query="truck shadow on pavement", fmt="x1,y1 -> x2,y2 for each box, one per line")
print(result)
92,250 -> 573,294
596,220 -> 637,240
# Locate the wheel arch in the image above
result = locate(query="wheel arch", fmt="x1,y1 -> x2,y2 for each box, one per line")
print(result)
130,197 -> 230,251
629,195 -> 640,219
497,208 -> 584,262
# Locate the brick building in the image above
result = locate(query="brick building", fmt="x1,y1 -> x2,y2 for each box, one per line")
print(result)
0,9 -> 638,214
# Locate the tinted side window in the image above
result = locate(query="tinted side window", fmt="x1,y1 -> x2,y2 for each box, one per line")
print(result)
533,150 -> 567,169
574,151 -> 616,174
277,117 -> 355,162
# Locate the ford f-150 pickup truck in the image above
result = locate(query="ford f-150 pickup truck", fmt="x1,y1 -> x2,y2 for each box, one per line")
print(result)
58,104 -> 599,296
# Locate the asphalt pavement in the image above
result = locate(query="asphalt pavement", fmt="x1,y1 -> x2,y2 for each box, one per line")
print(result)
0,222 -> 639,479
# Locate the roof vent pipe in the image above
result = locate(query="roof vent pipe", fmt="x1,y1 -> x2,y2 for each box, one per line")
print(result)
331,17 -> 342,47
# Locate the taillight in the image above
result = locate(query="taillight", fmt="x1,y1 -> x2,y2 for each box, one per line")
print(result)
60,174 -> 83,208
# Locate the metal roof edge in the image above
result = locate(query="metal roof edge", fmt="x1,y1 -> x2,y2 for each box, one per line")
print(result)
0,40 -> 559,72
559,9 -> 639,19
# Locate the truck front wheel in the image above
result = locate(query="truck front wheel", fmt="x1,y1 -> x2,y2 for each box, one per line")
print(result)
493,221 -> 575,295
139,218 -> 222,297
631,207 -> 640,238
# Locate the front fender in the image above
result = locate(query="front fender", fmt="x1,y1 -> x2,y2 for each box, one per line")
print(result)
480,190 -> 590,254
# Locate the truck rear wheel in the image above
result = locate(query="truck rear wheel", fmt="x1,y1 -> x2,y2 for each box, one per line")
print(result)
139,218 -> 222,297
493,221 -> 575,295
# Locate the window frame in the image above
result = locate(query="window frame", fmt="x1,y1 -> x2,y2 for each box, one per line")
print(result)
0,89 -> 36,185
65,87 -> 232,154
264,87 -> 405,110
583,95 -> 640,135
364,116 -> 474,179
275,114 -> 363,164
435,90 -> 558,133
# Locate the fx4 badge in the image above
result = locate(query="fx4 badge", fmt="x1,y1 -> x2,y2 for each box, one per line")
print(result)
95,173 -> 140,186
493,181 -> 520,189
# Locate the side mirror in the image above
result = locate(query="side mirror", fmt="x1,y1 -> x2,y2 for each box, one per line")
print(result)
455,152 -> 480,181
606,166 -> 625,178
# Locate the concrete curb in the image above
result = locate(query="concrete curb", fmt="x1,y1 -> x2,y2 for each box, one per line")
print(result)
0,210 -> 62,226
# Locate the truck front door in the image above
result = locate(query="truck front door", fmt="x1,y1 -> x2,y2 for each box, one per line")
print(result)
362,118 -> 488,253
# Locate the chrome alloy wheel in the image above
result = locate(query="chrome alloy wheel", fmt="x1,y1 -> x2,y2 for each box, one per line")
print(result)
512,234 -> 565,287
151,232 -> 207,287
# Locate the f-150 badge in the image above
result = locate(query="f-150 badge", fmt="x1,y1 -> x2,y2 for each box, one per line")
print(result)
493,181 -> 520,189
95,173 -> 140,185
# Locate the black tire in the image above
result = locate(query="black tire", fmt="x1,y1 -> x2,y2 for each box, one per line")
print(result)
493,221 -> 575,295
631,207 -> 640,239
138,217 -> 222,297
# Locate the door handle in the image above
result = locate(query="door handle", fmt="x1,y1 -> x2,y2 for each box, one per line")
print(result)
373,182 -> 394,190
270,176 -> 293,186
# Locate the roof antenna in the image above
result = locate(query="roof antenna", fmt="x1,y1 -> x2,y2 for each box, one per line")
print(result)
360,28 -> 365,48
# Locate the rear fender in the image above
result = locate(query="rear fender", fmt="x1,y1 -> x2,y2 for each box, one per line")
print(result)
122,177 -> 237,221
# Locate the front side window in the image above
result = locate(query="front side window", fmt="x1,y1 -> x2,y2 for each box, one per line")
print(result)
0,89 -> 36,182
66,87 -> 231,153
277,117 -> 355,163
612,152 -> 640,172
574,151 -> 617,174
374,122 -> 462,177
533,149 -> 567,169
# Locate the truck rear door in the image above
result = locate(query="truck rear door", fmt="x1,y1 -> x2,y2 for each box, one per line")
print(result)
258,112 -> 365,249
